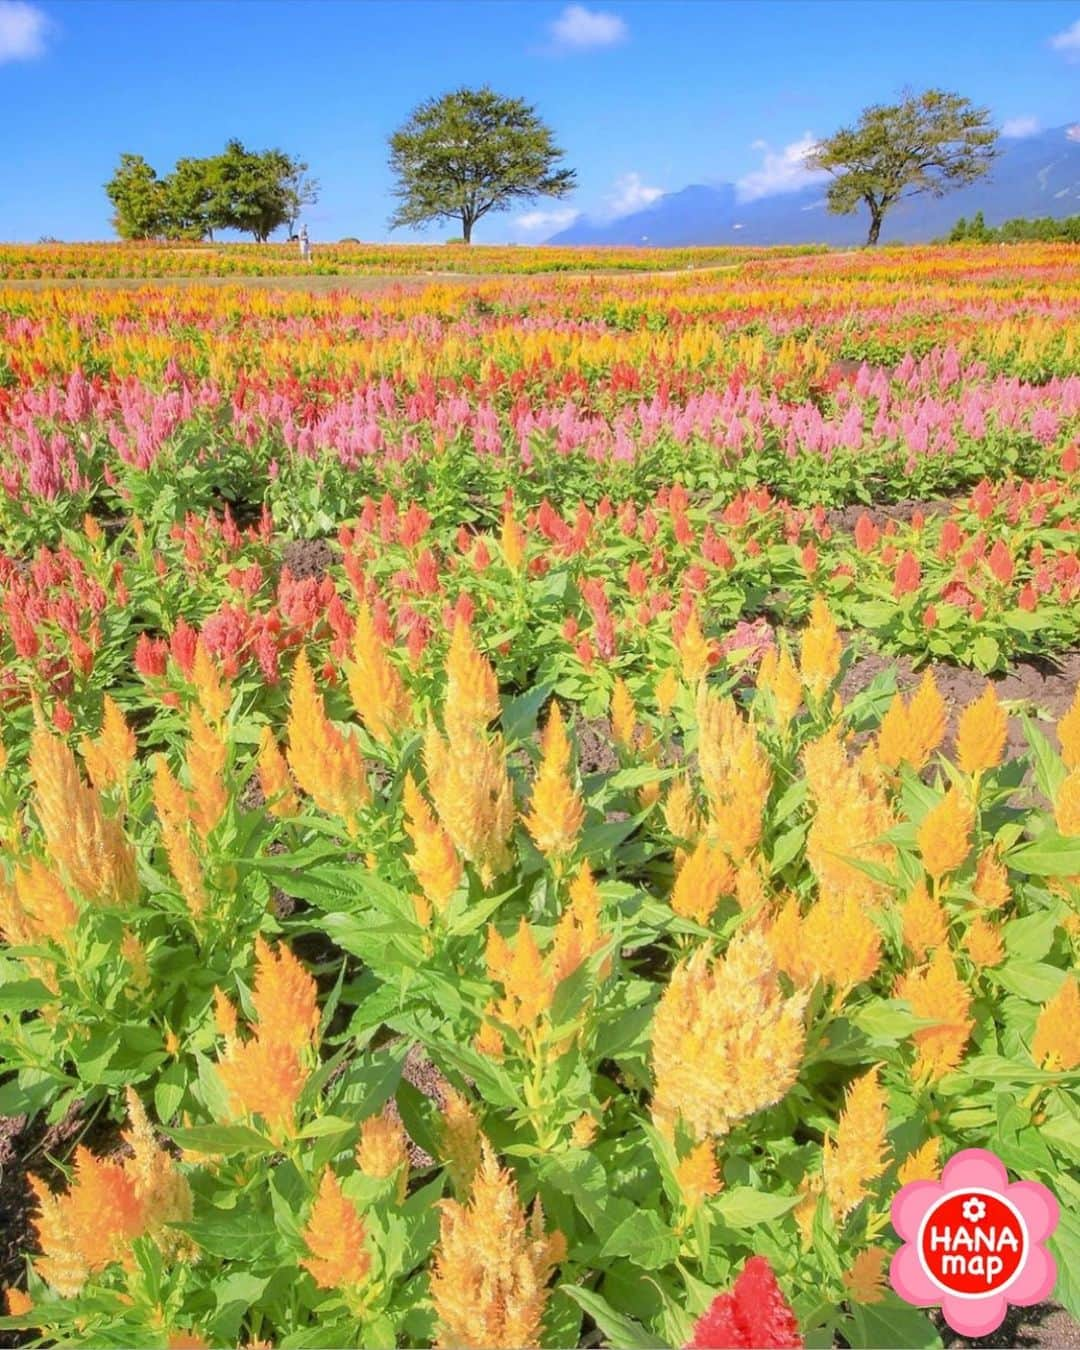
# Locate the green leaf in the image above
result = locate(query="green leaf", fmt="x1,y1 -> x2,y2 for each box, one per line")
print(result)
0,977 -> 53,1012
540,1150 -> 610,1228
972,634 -> 1001,673
769,824 -> 807,875
1007,833 -> 1080,878
1002,910 -> 1058,963
1022,716 -> 1066,801
501,682 -> 552,743
849,1300 -> 940,1349
990,961 -> 1067,1003
559,1286 -> 668,1349
167,1123 -> 276,1156
598,1209 -> 679,1269
713,1186 -> 800,1228
1049,1192 -> 1080,1321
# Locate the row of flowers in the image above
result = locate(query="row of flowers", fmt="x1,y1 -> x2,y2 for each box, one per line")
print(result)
1,480 -> 1077,767
1,594 -> 1078,1346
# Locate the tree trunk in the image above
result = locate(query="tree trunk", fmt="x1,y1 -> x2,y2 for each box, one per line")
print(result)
462,216 -> 473,244
866,211 -> 883,247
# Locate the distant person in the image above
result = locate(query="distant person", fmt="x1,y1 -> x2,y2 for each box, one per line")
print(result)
298,225 -> 311,261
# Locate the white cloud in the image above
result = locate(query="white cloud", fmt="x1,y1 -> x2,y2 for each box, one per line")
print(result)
514,206 -> 580,233
1002,115 -> 1040,138
1068,124 -> 1080,142
549,4 -> 627,50
0,0 -> 49,62
736,133 -> 826,203
1050,17 -> 1080,56
606,172 -> 663,217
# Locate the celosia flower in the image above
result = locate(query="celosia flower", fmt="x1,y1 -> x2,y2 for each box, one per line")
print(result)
876,671 -> 945,772
29,1094 -> 191,1298
402,773 -> 462,914
347,602 -> 412,745
901,881 -> 949,959
801,890 -> 882,1002
687,1256 -> 803,1349
185,707 -> 229,841
191,639 -> 232,726
217,1035 -> 307,1141
670,835 -> 734,926
651,931 -> 806,1139
895,948 -> 973,1081
610,678 -> 637,751
5,1287 -> 33,1317
30,717 -> 137,908
1058,686 -> 1080,770
80,696 -> 136,793
424,720 -> 513,885
357,1109 -> 409,1202
897,1137 -> 942,1185
486,917 -> 555,1034
250,934 -> 320,1053
917,787 -> 974,882
1055,768 -> 1080,836
678,605 -> 712,686
443,617 -> 500,743
550,862 -> 607,985
955,684 -> 1007,776
756,643 -> 803,728
153,756 -> 207,917
971,847 -> 1011,910
906,670 -> 947,766
804,727 -> 894,902
120,1089 -> 193,1258
1031,976 -> 1080,1071
300,1169 -> 371,1292
665,775 -> 702,843
823,1066 -> 891,1220
430,1143 -> 565,1350
799,596 -> 841,699
256,726 -> 299,818
439,1087 -> 484,1197
524,702 -> 584,862
842,1247 -> 889,1305
286,649 -> 370,829
500,510 -> 526,570
655,667 -> 679,717
697,688 -> 772,862
12,857 -> 80,950
675,1140 -> 722,1211
964,915 -> 1004,967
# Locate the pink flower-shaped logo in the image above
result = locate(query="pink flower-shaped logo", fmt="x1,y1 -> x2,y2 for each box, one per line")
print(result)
890,1148 -> 1059,1338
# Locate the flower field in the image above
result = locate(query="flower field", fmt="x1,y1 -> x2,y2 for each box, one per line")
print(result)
0,244 -> 1078,1349
0,241 -> 822,281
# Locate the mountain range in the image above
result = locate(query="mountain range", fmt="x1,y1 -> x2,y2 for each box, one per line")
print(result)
548,124 -> 1080,247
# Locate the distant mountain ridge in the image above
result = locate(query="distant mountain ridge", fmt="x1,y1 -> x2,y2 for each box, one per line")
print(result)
549,124 -> 1080,246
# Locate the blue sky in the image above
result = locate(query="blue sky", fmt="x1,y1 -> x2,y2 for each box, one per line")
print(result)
1,0 -> 1079,243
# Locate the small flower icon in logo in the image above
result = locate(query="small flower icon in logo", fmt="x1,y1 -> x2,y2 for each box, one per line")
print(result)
890,1148 -> 1059,1338
962,1196 -> 987,1224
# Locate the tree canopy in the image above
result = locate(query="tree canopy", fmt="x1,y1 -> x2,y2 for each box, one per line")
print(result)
104,143 -> 316,242
808,89 -> 998,246
388,87 -> 576,244
104,154 -> 171,240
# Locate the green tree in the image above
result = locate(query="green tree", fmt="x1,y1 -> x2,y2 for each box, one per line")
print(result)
809,89 -> 998,246
388,86 -> 576,244
209,140 -> 310,241
164,156 -> 219,240
104,154 -> 170,239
